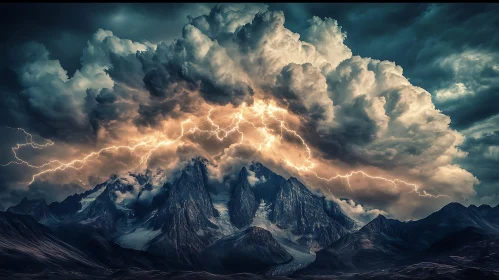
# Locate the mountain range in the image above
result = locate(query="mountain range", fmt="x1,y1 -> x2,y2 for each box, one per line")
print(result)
2,157 -> 499,279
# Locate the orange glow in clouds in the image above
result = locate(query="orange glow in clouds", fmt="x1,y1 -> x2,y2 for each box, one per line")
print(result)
1,100 -> 449,198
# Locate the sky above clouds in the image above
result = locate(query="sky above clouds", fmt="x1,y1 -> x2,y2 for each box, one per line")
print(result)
0,3 -> 497,222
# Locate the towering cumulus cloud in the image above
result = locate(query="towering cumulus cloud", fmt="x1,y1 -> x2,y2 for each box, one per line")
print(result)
0,4 -> 478,220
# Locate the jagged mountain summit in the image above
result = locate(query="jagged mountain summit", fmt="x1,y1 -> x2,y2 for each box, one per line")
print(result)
7,197 -> 58,224
228,167 -> 259,229
5,157 -> 353,276
4,157 -> 499,279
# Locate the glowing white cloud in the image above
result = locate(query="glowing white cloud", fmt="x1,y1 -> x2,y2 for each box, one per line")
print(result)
1,4 -> 480,220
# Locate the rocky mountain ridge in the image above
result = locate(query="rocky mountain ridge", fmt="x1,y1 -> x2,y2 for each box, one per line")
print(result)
5,157 -> 499,279
6,157 -> 353,275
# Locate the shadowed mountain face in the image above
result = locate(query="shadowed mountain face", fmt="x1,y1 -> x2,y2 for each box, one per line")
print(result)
401,226 -> 499,270
300,215 -> 414,274
229,167 -> 259,229
271,177 -> 348,247
322,198 -> 355,230
0,211 -> 101,273
248,162 -> 287,202
298,263 -> 499,280
48,181 -> 110,219
3,157 -> 499,279
202,226 -> 293,274
72,187 -> 125,237
7,197 -> 58,224
1,158 -> 352,277
299,203 -> 499,276
404,203 -> 499,247
146,158 -> 220,267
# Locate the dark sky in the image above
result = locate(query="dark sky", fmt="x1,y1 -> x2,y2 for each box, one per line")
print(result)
0,3 -> 497,217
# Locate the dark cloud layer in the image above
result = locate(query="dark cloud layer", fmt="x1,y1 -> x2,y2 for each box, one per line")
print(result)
0,3 -> 214,73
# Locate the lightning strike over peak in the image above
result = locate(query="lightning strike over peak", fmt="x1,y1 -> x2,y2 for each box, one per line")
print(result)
0,101 -> 449,199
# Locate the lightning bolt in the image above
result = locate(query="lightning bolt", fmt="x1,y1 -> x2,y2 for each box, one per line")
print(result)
0,101 -> 449,199
0,127 -> 59,169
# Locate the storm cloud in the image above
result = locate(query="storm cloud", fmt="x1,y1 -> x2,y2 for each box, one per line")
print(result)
0,3 -> 495,220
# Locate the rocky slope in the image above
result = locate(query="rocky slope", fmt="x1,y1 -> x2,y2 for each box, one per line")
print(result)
229,167 -> 259,228
0,157 -> 361,275
146,158 -> 220,267
3,156 -> 499,279
271,177 -> 348,248
0,211 -> 101,273
7,197 -> 58,225
202,226 -> 293,274
299,203 -> 499,275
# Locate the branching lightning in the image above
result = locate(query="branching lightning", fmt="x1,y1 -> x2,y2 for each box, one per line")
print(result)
0,127 -> 59,169
0,101 -> 449,199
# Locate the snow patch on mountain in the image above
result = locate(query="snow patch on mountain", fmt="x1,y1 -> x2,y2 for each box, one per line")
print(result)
78,216 -> 99,225
78,186 -> 106,213
266,243 -> 316,276
211,192 -> 238,235
251,200 -> 317,276
115,227 -> 162,251
251,200 -> 303,244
